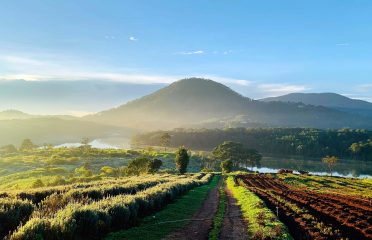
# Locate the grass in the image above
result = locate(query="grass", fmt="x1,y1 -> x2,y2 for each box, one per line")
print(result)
105,175 -> 220,240
226,176 -> 292,240
208,179 -> 226,240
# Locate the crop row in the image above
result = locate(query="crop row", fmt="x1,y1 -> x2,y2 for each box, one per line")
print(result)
0,198 -> 34,239
237,177 -> 341,239
1,174 -> 205,239
226,176 -> 291,239
2,173 -> 198,203
10,174 -> 213,240
237,174 -> 372,240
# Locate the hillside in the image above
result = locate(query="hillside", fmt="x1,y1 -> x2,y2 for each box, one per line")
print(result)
261,93 -> 372,117
0,117 -> 129,146
86,78 -> 372,130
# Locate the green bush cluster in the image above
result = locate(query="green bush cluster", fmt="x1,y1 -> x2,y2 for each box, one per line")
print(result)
10,174 -> 212,240
0,198 -> 34,239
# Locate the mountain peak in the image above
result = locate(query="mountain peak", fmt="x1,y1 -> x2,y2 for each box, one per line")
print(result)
261,92 -> 372,117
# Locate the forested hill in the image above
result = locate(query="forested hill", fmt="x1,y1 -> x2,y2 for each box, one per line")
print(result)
261,93 -> 372,117
85,78 -> 372,130
132,128 -> 372,161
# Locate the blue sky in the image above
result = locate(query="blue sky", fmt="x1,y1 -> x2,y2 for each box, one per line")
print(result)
1,0 -> 372,105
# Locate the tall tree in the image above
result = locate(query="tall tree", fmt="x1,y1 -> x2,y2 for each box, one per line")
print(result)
220,160 -> 233,173
175,146 -> 190,174
246,149 -> 262,171
322,156 -> 338,176
160,133 -> 171,151
212,141 -> 245,167
19,139 -> 37,151
147,158 -> 163,173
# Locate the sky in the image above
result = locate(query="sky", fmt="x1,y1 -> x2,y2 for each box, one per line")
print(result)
0,0 -> 372,114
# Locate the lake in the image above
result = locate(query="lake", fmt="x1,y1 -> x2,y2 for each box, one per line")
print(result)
255,156 -> 371,179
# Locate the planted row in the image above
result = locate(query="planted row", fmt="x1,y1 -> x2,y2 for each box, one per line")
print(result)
5,174 -> 183,203
11,174 -> 213,240
0,198 -> 34,239
226,176 -> 291,240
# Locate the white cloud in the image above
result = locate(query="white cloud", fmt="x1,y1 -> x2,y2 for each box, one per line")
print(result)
176,50 -> 204,55
258,83 -> 310,96
129,36 -> 138,41
0,56 -> 45,66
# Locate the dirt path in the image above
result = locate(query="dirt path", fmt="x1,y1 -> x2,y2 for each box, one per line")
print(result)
219,186 -> 249,240
163,180 -> 220,240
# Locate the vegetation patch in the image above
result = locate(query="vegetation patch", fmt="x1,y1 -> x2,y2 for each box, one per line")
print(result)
208,180 -> 226,240
106,175 -> 219,240
226,176 -> 292,240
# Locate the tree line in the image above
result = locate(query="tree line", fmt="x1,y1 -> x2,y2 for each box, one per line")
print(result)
131,128 -> 372,161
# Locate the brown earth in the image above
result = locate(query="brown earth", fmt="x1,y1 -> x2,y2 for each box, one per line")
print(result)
163,180 -> 220,240
219,186 -> 249,240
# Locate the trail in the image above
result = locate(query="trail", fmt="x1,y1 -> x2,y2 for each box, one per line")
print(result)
162,179 -> 220,240
219,185 -> 248,240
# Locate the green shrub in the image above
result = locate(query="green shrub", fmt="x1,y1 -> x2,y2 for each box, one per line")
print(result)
0,198 -> 34,238
10,218 -> 51,240
10,174 -> 213,240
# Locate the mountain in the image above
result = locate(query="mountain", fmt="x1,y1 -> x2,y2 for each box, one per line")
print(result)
86,78 -> 372,130
0,109 -> 77,120
261,93 -> 372,117
0,110 -> 33,120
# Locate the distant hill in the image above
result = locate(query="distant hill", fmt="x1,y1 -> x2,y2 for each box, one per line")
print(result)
0,109 -> 77,120
0,117 -> 129,146
261,93 -> 372,117
86,78 -> 372,130
0,110 -> 33,120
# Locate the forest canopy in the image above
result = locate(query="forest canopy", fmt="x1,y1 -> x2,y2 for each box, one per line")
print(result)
132,128 -> 372,161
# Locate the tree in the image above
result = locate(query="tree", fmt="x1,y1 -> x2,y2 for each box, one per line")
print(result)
322,156 -> 338,176
175,147 -> 190,174
147,158 -> 163,173
220,160 -> 233,173
19,139 -> 37,151
212,141 -> 245,167
246,149 -> 262,171
213,141 -> 262,170
160,133 -> 171,151
75,162 -> 93,177
127,157 -> 150,175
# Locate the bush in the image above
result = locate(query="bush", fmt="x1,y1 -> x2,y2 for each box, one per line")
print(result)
0,198 -> 34,238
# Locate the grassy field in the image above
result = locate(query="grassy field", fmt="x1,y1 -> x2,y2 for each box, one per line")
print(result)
106,175 -> 219,240
0,147 -> 205,190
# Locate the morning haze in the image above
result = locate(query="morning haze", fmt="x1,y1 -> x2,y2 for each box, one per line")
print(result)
0,1 -> 371,240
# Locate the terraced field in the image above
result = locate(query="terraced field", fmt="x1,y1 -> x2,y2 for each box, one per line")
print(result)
0,173 -> 213,239
236,174 -> 372,240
